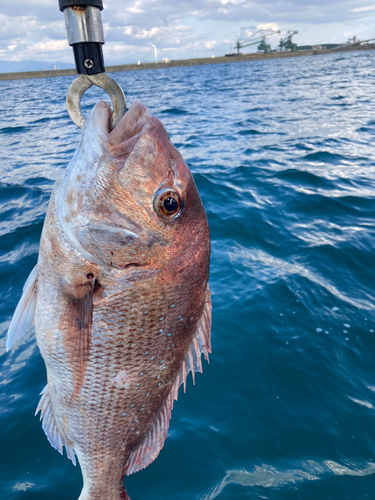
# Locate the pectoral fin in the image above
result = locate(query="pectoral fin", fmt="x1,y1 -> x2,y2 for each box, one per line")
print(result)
6,265 -> 38,351
59,278 -> 94,398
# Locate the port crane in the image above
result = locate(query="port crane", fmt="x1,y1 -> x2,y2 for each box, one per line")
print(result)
235,29 -> 280,55
279,30 -> 298,51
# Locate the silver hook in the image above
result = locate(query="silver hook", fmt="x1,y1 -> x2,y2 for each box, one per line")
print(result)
66,73 -> 126,130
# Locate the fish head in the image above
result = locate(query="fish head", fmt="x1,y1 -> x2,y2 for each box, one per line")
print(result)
57,100 -> 210,275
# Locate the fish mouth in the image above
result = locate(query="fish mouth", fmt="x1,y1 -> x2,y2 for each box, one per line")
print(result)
89,101 -> 112,139
58,100 -> 173,271
57,102 -> 160,267
92,100 -> 153,158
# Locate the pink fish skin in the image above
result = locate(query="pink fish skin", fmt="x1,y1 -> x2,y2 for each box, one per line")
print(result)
7,100 -> 211,500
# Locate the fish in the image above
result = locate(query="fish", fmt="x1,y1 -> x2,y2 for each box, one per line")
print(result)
6,100 -> 211,500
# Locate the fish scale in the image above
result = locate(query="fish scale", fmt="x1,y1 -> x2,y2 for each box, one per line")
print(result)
7,100 -> 211,500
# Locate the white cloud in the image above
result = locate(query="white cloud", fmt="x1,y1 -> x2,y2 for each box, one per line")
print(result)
126,7 -> 145,13
31,40 -> 69,52
189,10 -> 209,17
352,5 -> 375,12
219,0 -> 246,4
2,0 -> 375,69
257,23 -> 280,32
134,27 -> 161,39
104,43 -> 142,54
123,26 -> 133,35
205,40 -> 217,49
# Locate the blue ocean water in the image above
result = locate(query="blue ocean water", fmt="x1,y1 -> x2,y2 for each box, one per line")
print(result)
1,50 -> 375,499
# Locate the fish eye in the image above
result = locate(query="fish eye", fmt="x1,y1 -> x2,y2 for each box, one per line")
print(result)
154,188 -> 182,220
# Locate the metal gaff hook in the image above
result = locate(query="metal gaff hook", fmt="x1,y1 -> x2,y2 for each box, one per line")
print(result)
66,73 -> 126,130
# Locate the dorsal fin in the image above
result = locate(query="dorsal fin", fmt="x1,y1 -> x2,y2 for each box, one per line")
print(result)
6,265 -> 38,351
35,385 -> 77,465
125,285 -> 212,475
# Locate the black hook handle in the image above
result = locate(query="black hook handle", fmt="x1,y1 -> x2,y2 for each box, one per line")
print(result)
59,0 -> 105,75
59,0 -> 103,11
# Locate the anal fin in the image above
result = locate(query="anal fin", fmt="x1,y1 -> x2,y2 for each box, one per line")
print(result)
35,385 -> 77,466
6,265 -> 38,351
125,284 -> 212,476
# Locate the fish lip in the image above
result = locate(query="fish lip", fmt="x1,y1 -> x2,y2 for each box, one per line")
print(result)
104,100 -> 153,158
93,101 -> 111,139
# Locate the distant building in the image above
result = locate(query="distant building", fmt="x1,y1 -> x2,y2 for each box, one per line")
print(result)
297,44 -> 342,51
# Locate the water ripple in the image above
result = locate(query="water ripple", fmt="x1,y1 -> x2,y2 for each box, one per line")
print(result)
1,50 -> 375,500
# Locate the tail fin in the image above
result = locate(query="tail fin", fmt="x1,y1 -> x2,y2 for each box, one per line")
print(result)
78,484 -> 130,500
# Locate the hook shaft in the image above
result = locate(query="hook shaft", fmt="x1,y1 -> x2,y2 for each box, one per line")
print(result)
66,73 -> 126,130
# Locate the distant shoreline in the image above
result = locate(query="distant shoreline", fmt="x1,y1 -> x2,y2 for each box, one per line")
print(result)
1,44 -> 374,82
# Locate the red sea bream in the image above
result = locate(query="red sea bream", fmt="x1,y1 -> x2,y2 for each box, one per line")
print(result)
7,101 -> 211,500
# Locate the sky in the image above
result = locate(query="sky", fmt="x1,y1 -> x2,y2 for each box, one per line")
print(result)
0,0 -> 375,71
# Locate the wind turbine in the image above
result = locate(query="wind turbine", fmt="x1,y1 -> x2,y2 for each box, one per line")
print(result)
149,42 -> 158,63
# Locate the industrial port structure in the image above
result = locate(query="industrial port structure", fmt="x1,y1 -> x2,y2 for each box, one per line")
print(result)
230,31 -> 375,57
232,29 -> 298,55
0,35 -> 374,82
